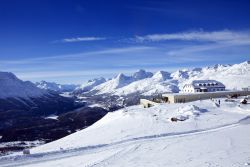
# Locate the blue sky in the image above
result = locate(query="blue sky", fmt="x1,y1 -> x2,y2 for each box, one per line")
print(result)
0,0 -> 250,84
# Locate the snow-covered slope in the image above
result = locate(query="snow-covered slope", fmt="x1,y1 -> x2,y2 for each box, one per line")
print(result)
31,98 -> 250,153
115,71 -> 179,96
92,70 -> 153,94
74,61 -> 250,97
0,72 -> 47,99
74,77 -> 106,94
132,69 -> 153,80
35,81 -> 78,92
2,98 -> 249,166
180,61 -> 250,91
0,71 -> 81,116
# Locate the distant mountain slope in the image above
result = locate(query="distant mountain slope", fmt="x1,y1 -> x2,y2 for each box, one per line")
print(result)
91,70 -> 153,94
74,77 -> 106,94
35,81 -> 78,92
115,71 -> 179,96
73,61 -> 250,97
0,72 -> 47,99
0,71 -> 81,115
179,61 -> 250,91
0,72 -> 108,144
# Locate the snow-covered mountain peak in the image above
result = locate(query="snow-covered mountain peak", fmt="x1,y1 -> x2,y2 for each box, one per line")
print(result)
237,60 -> 250,66
74,77 -> 107,94
36,81 -> 78,92
73,61 -> 249,96
112,73 -> 133,88
171,70 -> 189,80
153,71 -> 171,81
0,71 -> 18,80
0,71 -> 47,99
132,69 -> 153,80
192,67 -> 202,72
115,73 -> 128,80
92,71 -> 155,95
87,77 -> 106,84
205,63 -> 231,71
213,64 -> 229,69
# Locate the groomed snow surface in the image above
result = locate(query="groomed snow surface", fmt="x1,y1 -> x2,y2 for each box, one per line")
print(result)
1,98 -> 250,167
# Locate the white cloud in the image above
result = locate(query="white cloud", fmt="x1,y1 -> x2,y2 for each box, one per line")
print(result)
1,46 -> 155,65
135,30 -> 250,44
60,37 -> 106,43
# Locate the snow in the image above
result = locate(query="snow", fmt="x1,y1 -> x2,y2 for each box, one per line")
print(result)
132,69 -> 153,80
45,115 -> 59,120
0,61 -> 250,166
92,73 -> 132,94
74,61 -> 250,97
36,81 -> 78,92
93,70 -> 153,94
0,72 -> 47,99
152,70 -> 171,81
1,97 -> 250,166
0,140 -> 45,149
88,103 -> 106,108
59,92 -> 74,97
75,77 -> 106,93
179,61 -> 250,91
115,76 -> 178,96
175,105 -> 204,119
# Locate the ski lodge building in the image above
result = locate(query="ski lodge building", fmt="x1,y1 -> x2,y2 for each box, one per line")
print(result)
161,90 -> 249,104
182,80 -> 225,93
140,80 -> 250,107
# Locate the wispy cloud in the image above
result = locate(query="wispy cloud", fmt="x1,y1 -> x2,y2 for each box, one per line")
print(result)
2,30 -> 250,84
135,30 -> 250,44
1,46 -> 155,65
55,36 -> 106,43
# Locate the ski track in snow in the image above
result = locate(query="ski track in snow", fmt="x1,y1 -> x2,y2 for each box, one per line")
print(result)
1,116 -> 249,167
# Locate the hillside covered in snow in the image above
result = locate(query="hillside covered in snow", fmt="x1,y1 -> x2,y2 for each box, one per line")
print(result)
0,72 -> 48,99
0,61 -> 250,166
1,97 -> 250,167
73,61 -> 250,97
35,81 -> 78,92
0,72 -> 86,143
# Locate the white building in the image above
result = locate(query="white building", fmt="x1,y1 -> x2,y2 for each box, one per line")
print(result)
183,80 -> 225,93
162,90 -> 249,103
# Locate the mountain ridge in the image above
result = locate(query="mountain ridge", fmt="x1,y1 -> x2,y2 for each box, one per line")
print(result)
35,81 -> 79,92
73,61 -> 250,96
0,71 -> 48,99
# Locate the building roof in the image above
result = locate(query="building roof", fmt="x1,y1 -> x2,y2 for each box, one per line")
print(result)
186,80 -> 225,88
162,90 -> 247,97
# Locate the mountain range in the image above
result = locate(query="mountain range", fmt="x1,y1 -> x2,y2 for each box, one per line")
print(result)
72,61 -> 250,97
0,61 -> 249,153
35,81 -> 79,93
0,72 -> 106,147
35,61 -> 250,98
